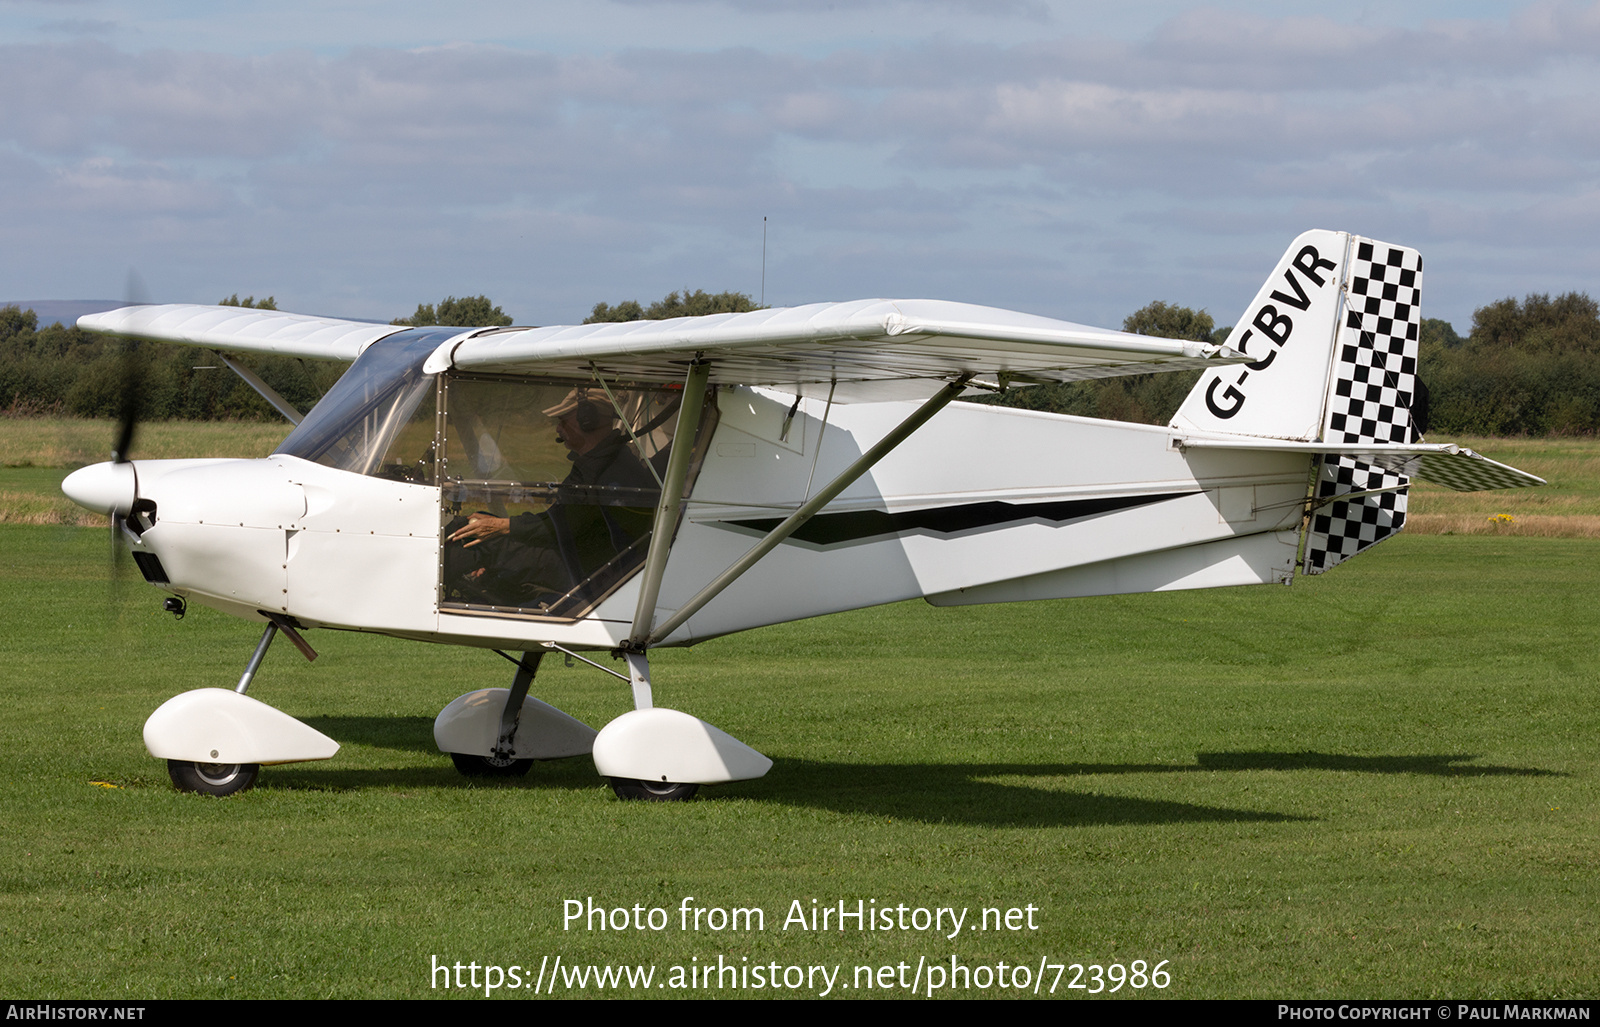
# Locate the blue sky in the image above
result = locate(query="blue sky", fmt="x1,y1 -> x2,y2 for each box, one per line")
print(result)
2,1 -> 1597,332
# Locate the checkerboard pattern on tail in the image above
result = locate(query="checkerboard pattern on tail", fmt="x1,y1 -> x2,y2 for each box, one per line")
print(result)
1304,240 -> 1424,575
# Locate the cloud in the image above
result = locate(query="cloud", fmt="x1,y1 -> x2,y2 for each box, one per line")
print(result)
2,4 -> 1597,328
609,0 -> 1050,19
36,18 -> 115,35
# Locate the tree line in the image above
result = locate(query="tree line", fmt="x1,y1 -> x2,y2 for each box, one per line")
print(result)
4,289 -> 1599,435
981,292 -> 1600,436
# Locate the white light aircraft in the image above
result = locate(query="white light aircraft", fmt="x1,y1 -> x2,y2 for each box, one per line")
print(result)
63,231 -> 1543,799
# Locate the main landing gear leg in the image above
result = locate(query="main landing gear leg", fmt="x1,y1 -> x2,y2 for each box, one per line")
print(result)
590,649 -> 772,803
604,651 -> 699,802
448,652 -> 540,778
433,651 -> 597,776
589,360 -> 771,800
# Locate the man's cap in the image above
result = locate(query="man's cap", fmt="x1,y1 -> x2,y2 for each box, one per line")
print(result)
542,388 -> 612,421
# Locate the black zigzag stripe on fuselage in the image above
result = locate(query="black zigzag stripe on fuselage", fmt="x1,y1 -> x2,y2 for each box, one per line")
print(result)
723,491 -> 1198,547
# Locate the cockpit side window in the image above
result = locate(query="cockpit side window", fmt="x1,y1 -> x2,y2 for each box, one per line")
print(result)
438,374 -> 715,621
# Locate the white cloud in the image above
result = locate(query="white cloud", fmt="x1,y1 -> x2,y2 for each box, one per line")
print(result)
0,3 -> 1597,329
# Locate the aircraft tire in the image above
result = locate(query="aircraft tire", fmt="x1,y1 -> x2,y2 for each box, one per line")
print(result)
168,759 -> 259,796
450,752 -> 534,778
609,778 -> 699,802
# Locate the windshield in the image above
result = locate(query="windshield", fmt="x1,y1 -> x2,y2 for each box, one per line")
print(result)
274,327 -> 459,479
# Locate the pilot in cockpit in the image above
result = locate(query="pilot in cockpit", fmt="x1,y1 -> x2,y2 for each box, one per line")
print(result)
444,389 -> 659,608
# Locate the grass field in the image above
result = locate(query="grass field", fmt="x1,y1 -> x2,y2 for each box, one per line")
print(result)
1,418 -> 287,526
2,419 -> 1597,999
1408,436 -> 1600,537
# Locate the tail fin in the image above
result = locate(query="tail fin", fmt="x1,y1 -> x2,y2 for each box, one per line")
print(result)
1171,231 -> 1427,573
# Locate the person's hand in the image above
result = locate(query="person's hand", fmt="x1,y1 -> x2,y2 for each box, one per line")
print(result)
448,513 -> 510,547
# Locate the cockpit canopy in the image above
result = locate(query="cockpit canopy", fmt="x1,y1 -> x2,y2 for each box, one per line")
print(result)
275,328 -> 713,620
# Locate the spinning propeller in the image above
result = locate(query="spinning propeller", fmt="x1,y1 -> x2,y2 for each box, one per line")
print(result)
111,271 -> 147,462
57,275 -> 149,598
106,275 -> 148,602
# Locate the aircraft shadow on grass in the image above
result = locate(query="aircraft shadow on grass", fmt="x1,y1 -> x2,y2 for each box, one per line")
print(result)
276,715 -> 617,794
744,761 -> 1306,828
268,749 -> 1304,825
736,751 -> 1560,827
1189,752 -> 1564,777
277,716 -> 1559,826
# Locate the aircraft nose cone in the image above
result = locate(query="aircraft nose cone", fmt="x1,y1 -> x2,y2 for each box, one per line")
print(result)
62,461 -> 136,514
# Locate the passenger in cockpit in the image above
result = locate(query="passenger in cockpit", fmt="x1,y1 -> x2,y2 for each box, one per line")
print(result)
444,389 -> 659,609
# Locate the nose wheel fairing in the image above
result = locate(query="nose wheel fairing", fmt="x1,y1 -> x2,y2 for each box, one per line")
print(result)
143,688 -> 339,767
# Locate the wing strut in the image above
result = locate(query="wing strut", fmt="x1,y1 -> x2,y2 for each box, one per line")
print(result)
217,353 -> 304,425
628,362 -> 714,648
641,374 -> 973,647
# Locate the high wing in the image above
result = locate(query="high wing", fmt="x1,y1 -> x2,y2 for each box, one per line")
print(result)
82,299 -> 1245,402
422,299 -> 1244,400
78,304 -> 405,361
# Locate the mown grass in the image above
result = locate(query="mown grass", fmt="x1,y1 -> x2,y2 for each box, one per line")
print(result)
1409,436 -> 1600,536
1,522 -> 1596,999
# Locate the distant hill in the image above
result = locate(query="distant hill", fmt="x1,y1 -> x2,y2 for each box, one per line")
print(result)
0,301 -> 130,328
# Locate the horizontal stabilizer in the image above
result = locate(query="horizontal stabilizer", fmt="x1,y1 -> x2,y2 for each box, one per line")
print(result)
1175,437 -> 1544,492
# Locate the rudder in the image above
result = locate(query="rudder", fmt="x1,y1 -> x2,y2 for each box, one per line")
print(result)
1303,237 -> 1425,573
